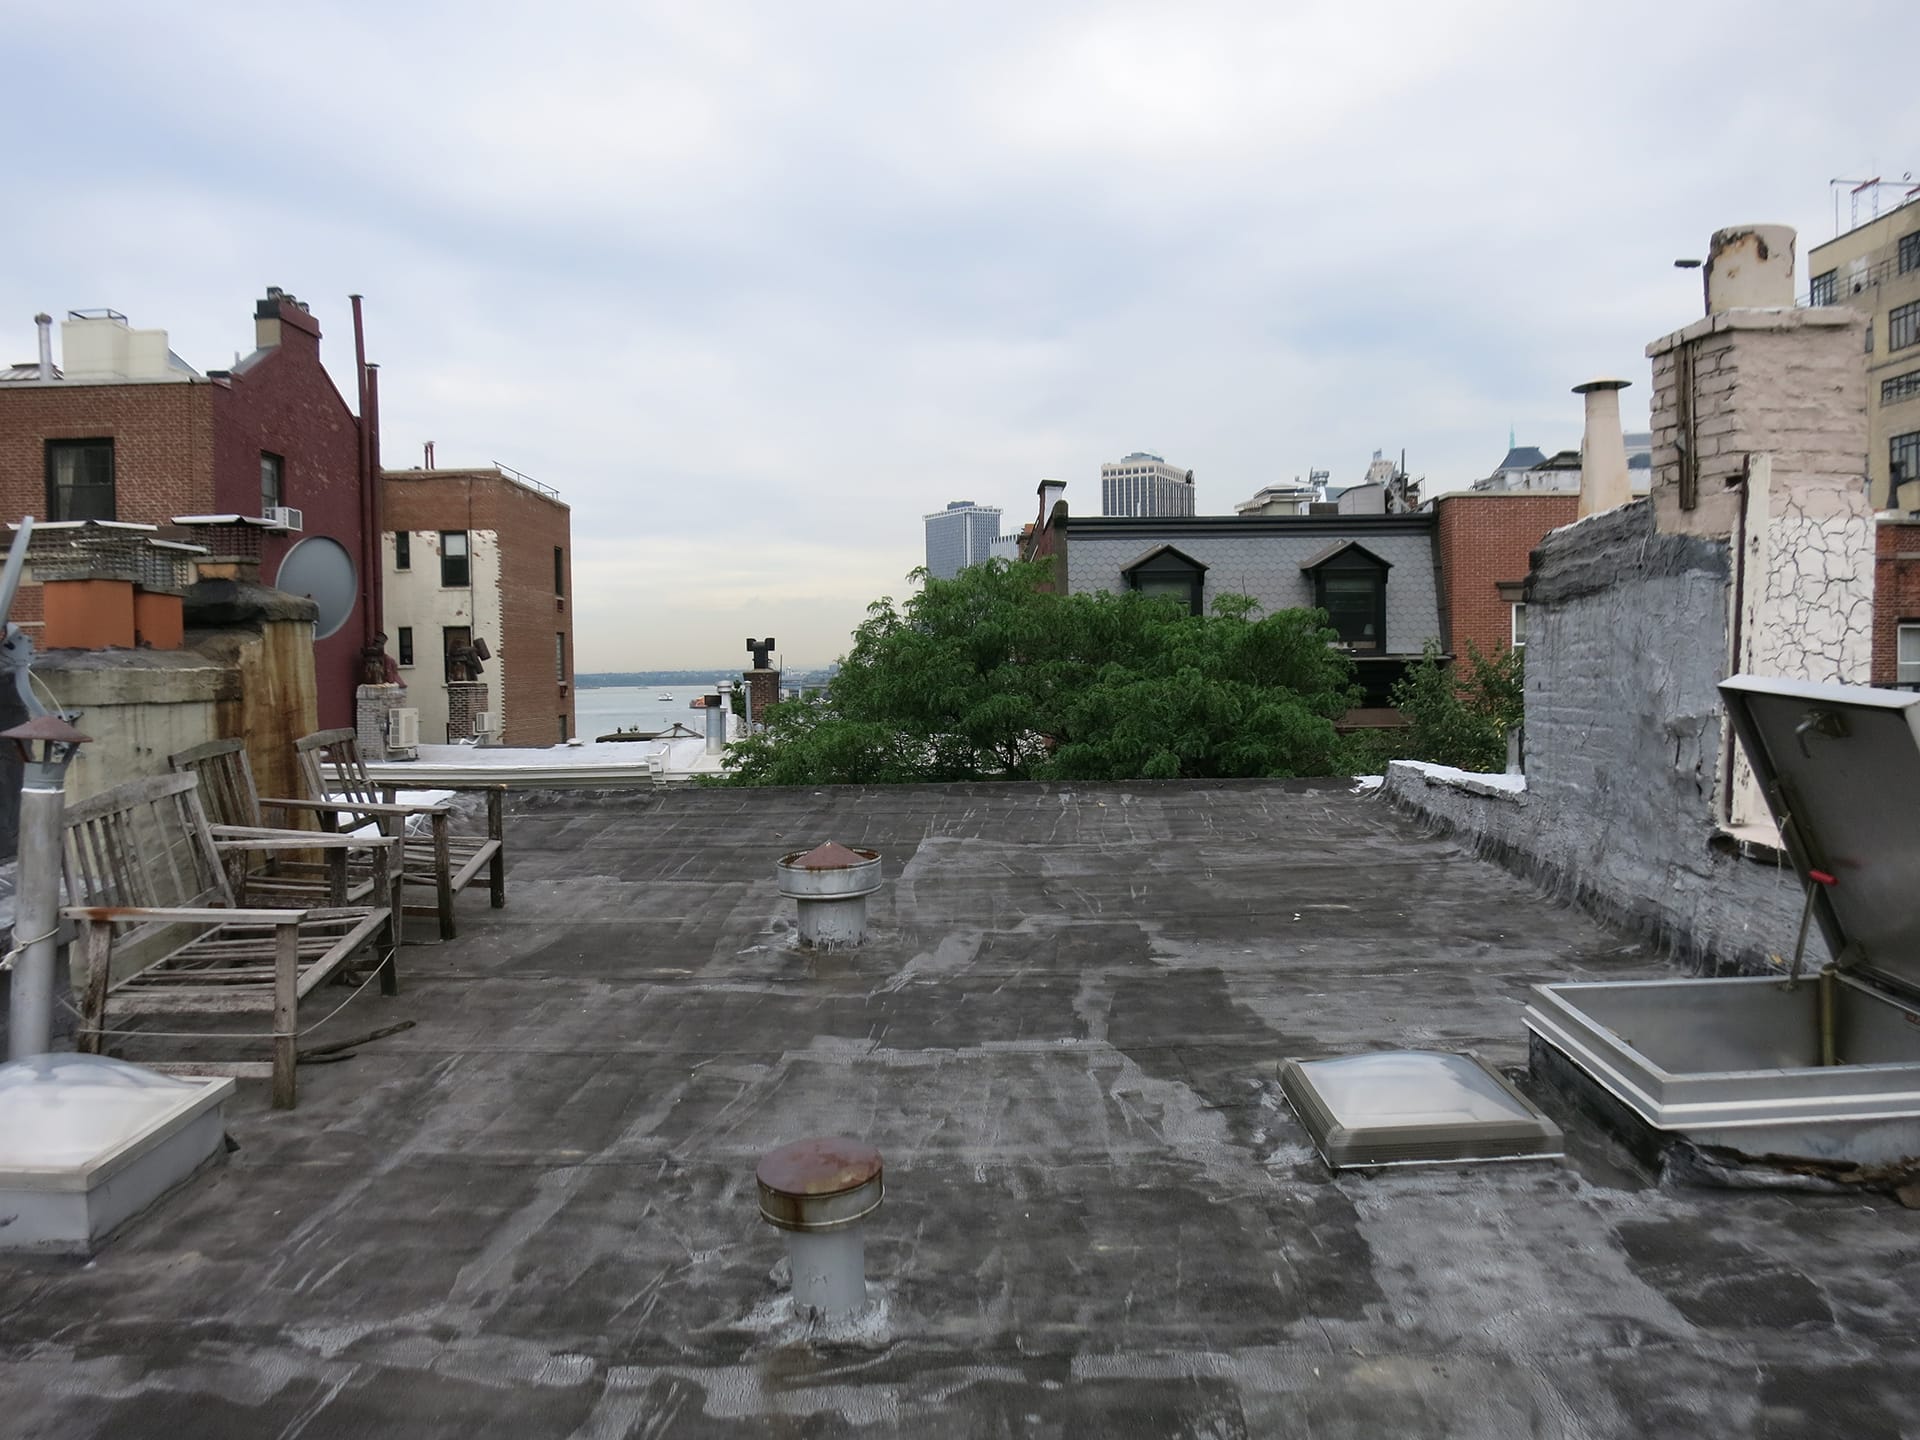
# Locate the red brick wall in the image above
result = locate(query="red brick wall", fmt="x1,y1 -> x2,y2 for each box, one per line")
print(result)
212,301 -> 367,729
0,381 -> 215,624
1873,519 -> 1920,687
383,471 -> 574,747
1434,492 -> 1579,661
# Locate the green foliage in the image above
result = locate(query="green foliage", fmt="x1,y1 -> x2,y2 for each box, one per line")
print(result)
1375,639 -> 1524,774
719,560 -> 1362,785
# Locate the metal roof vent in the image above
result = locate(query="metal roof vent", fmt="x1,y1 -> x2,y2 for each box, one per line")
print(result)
776,843 -> 882,947
757,1136 -> 883,1322
1279,1050 -> 1563,1171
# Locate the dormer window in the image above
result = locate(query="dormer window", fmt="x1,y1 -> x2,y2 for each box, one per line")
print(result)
1301,541 -> 1391,653
1120,544 -> 1207,616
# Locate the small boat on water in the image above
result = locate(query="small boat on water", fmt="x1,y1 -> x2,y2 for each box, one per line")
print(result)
656,692 -> 672,700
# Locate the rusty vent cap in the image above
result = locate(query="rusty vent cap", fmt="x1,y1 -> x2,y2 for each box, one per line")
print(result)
791,841 -> 875,871
756,1135 -> 884,1231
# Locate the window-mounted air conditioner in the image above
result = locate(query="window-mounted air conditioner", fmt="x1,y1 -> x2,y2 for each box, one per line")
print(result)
473,711 -> 495,735
264,505 -> 303,532
389,708 -> 421,749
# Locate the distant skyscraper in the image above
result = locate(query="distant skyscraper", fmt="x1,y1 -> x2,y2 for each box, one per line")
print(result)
1100,452 -> 1195,517
923,500 -> 1003,579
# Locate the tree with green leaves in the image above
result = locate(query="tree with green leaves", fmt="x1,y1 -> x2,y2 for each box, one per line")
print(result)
719,560 -> 1361,785
1381,639 -> 1524,773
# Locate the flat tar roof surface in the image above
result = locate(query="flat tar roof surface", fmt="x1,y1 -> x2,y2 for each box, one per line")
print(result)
4,781 -> 1916,1437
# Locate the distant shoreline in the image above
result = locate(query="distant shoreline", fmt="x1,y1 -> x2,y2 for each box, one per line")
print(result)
577,671 -> 832,689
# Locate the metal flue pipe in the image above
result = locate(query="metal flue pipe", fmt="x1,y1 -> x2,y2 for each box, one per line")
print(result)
757,1136 -> 883,1322
5,716 -> 89,1059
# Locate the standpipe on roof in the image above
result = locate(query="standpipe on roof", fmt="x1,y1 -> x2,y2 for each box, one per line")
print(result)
776,843 -> 882,948
756,1136 -> 883,1322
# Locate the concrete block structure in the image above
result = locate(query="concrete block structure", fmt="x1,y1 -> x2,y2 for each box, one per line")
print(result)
0,295 -> 373,729
382,464 -> 574,747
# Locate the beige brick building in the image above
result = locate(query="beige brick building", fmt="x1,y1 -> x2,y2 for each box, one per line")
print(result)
1805,199 -> 1920,507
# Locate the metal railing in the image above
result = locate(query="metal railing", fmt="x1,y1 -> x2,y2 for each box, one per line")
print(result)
1800,247 -> 1920,308
491,461 -> 560,500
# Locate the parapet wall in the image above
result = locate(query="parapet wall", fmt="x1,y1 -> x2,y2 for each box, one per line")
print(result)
1385,500 -> 1823,974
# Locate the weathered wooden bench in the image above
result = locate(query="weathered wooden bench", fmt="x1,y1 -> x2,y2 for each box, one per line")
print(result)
62,771 -> 400,1108
294,727 -> 505,941
169,737 -> 382,909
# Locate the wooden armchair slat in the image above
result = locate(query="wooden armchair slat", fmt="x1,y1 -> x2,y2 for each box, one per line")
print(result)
62,770 -> 399,1108
293,728 -> 506,940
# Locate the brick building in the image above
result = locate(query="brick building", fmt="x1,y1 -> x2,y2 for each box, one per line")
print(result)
1432,491 -> 1579,660
0,295 -> 372,727
381,464 -> 574,746
1872,515 -> 1920,688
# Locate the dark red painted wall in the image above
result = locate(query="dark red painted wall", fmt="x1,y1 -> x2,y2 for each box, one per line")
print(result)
210,301 -> 366,729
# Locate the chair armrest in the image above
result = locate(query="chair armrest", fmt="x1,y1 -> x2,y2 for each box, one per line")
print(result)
63,905 -> 306,926
210,825 -> 398,851
261,796 -> 451,818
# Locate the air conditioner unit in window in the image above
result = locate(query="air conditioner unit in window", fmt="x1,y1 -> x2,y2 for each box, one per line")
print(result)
263,505 -> 303,532
389,707 -> 420,750
472,711 -> 496,744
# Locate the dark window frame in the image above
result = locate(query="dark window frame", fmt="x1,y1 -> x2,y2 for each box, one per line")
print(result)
442,625 -> 472,683
1892,431 -> 1920,493
394,531 -> 411,570
1884,370 -> 1920,406
1305,545 -> 1391,654
555,631 -> 566,683
553,545 -> 565,596
1891,299 -> 1920,353
1901,231 -> 1920,276
396,627 -> 414,666
440,530 -> 469,588
1809,269 -> 1838,306
44,438 -> 116,522
1121,546 -> 1208,616
260,451 -> 284,513
558,714 -> 569,743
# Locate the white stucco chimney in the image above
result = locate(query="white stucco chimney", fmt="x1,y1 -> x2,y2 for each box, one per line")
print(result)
1704,225 -> 1796,315
34,313 -> 53,380
1574,378 -> 1633,519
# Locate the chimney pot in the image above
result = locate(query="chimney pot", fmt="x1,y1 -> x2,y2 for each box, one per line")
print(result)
1704,225 -> 1796,314
34,312 -> 53,381
1573,378 -> 1633,518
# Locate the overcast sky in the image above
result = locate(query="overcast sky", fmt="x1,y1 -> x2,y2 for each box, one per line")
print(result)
9,1 -> 1919,670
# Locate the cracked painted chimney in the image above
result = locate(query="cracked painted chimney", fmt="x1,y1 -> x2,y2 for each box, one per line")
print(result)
1703,224 -> 1796,315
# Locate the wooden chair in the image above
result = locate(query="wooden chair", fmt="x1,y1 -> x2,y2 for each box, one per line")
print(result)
293,727 -> 505,940
169,737 -> 379,909
61,772 -> 400,1109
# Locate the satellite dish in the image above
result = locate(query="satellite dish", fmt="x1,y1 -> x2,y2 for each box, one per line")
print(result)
276,536 -> 357,639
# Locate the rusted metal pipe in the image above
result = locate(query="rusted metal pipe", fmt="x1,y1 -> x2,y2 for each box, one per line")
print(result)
756,1136 -> 883,1322
1818,965 -> 1839,1067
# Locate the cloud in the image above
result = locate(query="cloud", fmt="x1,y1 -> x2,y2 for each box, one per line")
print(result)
6,0 -> 1918,670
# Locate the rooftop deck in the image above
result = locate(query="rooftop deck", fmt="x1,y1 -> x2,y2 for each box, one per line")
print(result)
3,781 -> 1915,1436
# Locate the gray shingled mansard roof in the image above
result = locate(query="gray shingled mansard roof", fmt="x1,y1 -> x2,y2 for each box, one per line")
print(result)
2,780 -> 1911,1435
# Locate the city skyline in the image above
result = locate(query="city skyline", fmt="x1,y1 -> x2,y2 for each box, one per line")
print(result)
5,1 -> 1917,669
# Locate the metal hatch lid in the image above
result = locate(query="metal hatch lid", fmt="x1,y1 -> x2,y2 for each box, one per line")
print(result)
1720,674 -> 1920,1000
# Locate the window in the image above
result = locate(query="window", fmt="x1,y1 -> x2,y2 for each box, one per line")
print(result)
1901,232 -> 1920,276
394,531 -> 410,570
443,626 -> 471,682
1885,370 -> 1920,406
1304,543 -> 1391,653
440,530 -> 469,587
1809,269 -> 1837,306
1121,545 -> 1207,616
1901,624 -> 1920,688
1511,602 -> 1528,649
260,452 -> 283,512
554,545 -> 565,596
555,631 -> 566,683
1892,299 -> 1920,353
45,439 -> 115,522
558,715 -> 569,742
1893,431 -> 1920,493
396,627 -> 414,666
1867,318 -> 1876,354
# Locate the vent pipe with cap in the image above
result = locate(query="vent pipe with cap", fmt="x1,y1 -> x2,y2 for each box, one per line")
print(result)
757,1136 -> 883,1323
777,842 -> 883,947
34,314 -> 53,381
704,690 -> 727,754
1573,378 -> 1633,519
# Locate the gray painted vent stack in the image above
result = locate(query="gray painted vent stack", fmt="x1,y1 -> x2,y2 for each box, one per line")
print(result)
756,1136 -> 883,1322
776,842 -> 882,947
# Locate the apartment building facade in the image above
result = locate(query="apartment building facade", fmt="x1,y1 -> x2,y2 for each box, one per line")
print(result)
1100,451 -> 1195,517
1806,198 -> 1920,507
381,464 -> 574,746
0,293 -> 371,728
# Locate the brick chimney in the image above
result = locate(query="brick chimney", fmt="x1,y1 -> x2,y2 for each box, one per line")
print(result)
254,287 -> 321,352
